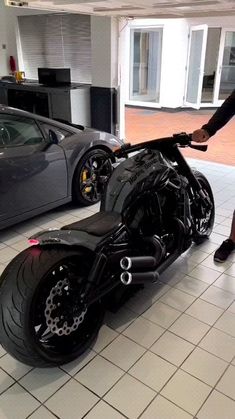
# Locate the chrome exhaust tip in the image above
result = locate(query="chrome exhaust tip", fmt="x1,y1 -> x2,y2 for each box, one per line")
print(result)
120,257 -> 132,270
120,271 -> 132,285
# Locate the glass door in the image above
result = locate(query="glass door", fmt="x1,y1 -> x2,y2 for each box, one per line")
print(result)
214,29 -> 235,104
130,28 -> 163,103
185,25 -> 208,109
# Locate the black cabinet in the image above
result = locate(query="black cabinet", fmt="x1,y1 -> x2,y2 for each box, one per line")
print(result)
0,82 -> 91,126
8,89 -> 49,117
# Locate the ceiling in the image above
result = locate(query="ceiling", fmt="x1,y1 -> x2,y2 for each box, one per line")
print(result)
5,0 -> 235,18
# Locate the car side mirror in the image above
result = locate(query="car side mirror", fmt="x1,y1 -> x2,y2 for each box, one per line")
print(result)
49,129 -> 59,145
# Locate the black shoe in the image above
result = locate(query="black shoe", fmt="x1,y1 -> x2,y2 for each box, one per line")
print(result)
214,239 -> 235,263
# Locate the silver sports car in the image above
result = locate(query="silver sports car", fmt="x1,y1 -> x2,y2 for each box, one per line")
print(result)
0,105 -> 123,230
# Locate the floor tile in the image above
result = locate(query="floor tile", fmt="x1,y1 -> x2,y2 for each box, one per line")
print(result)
160,369 -> 211,416
184,249 -> 209,264
60,349 -> 96,376
224,263 -> 235,277
228,301 -> 235,313
0,264 -> 6,275
216,365 -> 235,400
195,241 -> 218,254
28,406 -> 57,419
125,291 -> 156,315
0,368 -> 14,394
199,328 -> 235,362
201,254 -> 232,273
175,276 -> 209,297
186,299 -> 223,325
84,400 -> 125,419
200,285 -> 234,309
105,306 -> 137,333
159,267 -> 185,286
104,374 -> 156,419
169,314 -> 210,345
19,367 -> 70,402
0,354 -> 32,380
45,379 -> 99,419
10,239 -> 29,252
75,355 -> 124,396
101,335 -> 145,371
144,281 -> 171,301
0,247 -> 18,263
91,325 -> 118,353
188,265 -> 221,284
129,351 -> 177,392
150,331 -> 195,366
0,383 -> 40,419
181,347 -> 228,386
0,346 -> 6,358
170,258 -> 196,275
210,232 -> 230,245
160,287 -> 195,311
213,224 -> 231,236
214,310 -> 235,337
125,283 -> 170,314
214,273 -> 235,294
142,301 -> 181,328
123,316 -> 165,348
140,394 -> 193,419
197,390 -> 235,419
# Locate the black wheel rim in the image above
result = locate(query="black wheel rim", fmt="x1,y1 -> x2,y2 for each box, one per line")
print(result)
31,257 -> 102,360
79,152 -> 112,203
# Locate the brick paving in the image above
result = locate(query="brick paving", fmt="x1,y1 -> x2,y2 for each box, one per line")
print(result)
125,107 -> 235,166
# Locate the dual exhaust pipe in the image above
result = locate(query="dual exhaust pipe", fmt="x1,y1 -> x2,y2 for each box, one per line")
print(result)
120,256 -> 159,285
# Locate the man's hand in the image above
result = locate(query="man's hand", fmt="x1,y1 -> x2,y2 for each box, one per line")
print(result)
192,129 -> 210,143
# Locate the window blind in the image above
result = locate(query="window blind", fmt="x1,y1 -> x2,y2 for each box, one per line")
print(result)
18,14 -> 91,83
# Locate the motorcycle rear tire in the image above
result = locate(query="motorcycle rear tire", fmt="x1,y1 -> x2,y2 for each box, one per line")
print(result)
0,247 -> 104,367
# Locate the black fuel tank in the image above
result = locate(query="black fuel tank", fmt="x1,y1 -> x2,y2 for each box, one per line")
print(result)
101,149 -> 179,214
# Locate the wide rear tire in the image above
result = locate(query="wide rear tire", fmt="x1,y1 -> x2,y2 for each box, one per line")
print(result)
0,247 -> 104,367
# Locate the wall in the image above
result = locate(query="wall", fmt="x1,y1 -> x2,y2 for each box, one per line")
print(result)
0,0 -> 53,76
91,16 -> 118,88
0,1 -> 8,75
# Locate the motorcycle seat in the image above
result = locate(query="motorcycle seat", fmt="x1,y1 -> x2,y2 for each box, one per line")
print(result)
62,211 -> 122,237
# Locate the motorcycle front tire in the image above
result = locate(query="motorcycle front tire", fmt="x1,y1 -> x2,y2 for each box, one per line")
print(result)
191,170 -> 215,244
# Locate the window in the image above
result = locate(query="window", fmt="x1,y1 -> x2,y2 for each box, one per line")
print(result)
18,14 -> 91,83
130,28 -> 163,102
0,115 -> 44,147
41,123 -> 72,142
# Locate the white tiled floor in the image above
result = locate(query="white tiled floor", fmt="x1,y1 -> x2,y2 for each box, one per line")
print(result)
0,158 -> 235,419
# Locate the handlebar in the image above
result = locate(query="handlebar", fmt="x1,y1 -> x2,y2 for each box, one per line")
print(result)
115,133 -> 208,158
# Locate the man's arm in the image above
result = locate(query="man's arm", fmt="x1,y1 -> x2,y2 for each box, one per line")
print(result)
202,90 -> 235,137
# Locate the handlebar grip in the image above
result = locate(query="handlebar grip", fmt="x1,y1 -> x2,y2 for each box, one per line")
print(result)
190,144 -> 208,152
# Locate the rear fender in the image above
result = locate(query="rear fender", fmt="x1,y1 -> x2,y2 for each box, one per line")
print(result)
29,229 -> 102,252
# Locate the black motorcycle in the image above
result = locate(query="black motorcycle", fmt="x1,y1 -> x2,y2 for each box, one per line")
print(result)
0,133 -> 214,367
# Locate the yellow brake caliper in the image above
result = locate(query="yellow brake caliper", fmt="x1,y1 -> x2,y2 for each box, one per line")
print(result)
82,169 -> 92,193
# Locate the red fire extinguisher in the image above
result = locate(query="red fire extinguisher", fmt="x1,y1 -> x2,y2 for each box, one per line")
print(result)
9,56 -> 16,74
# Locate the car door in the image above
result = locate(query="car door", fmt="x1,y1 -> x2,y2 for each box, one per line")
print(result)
0,113 -> 68,224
